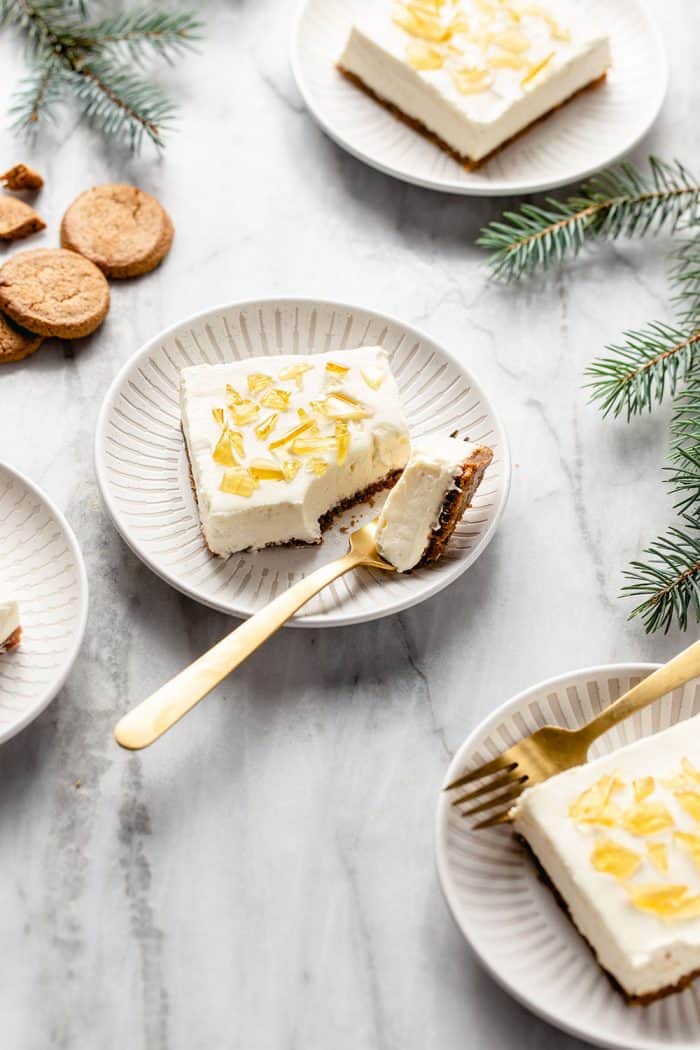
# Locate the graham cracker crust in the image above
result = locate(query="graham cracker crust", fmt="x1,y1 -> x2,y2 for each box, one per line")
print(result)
0,625 -> 21,652
337,66 -> 608,170
417,445 -> 493,568
518,835 -> 700,1005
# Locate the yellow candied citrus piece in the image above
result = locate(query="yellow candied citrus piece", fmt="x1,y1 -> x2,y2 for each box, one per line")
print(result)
521,52 -> 555,87
590,839 -> 642,881
449,10 -> 469,34
647,841 -> 669,874
392,3 -> 451,43
226,384 -> 244,405
212,427 -> 238,468
211,407 -> 225,426
247,372 -> 273,396
360,365 -> 386,390
249,458 -> 285,481
406,40 -> 445,70
254,413 -> 278,440
627,883 -> 700,920
675,831 -> 700,867
260,388 -> 291,411
503,5 -> 521,22
488,51 -> 527,69
291,435 -> 338,456
306,457 -> 328,477
633,777 -> 655,804
675,790 -> 700,822
682,757 -> 700,783
268,419 -> 315,451
621,801 -> 675,837
280,362 -> 313,389
229,431 -> 245,458
326,361 -> 350,376
452,65 -> 494,94
493,28 -> 530,53
664,758 -> 700,789
569,774 -> 624,827
230,400 -> 260,427
335,421 -> 350,466
218,468 -> 258,498
281,458 -> 302,482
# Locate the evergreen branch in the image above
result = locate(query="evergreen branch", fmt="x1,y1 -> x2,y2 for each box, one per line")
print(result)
67,59 -> 174,151
86,10 -> 202,63
9,61 -> 64,134
585,323 -> 700,419
668,367 -> 700,513
671,232 -> 700,329
622,515 -> 700,634
478,158 -> 700,281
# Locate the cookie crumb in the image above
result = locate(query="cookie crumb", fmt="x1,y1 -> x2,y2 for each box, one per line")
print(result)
0,164 -> 44,191
0,196 -> 45,240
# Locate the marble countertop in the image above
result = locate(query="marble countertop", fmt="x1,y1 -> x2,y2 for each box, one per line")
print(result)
1,3 -> 698,1048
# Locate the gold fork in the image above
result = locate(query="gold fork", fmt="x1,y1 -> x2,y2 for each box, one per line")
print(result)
114,519 -> 393,750
446,640 -> 700,830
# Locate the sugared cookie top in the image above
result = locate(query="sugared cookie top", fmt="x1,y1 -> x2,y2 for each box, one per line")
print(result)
0,248 -> 110,339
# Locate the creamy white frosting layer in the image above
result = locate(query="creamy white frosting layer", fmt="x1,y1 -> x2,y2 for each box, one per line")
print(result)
180,348 -> 410,556
512,715 -> 700,998
0,599 -> 19,650
376,435 -> 478,571
339,1 -> 611,162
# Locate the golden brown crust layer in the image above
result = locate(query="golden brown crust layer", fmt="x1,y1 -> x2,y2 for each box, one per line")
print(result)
417,445 -> 493,567
338,66 -> 608,170
0,164 -> 44,191
61,184 -> 174,278
0,248 -> 110,338
0,311 -> 43,364
0,196 -> 45,240
0,625 -> 22,652
518,836 -> 700,1005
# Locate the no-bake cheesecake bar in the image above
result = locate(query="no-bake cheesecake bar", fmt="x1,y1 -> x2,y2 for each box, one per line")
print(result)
339,0 -> 611,167
376,435 -> 492,571
180,348 -> 410,556
512,715 -> 700,1003
0,598 -> 21,652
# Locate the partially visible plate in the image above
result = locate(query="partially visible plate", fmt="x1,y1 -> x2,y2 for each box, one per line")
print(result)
291,0 -> 668,196
436,663 -> 700,1050
0,463 -> 88,744
94,297 -> 510,628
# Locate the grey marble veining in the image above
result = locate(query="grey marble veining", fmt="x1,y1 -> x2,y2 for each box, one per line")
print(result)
1,2 -> 699,1048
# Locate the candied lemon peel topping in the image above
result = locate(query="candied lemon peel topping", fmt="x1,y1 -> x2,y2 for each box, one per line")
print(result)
590,839 -> 641,881
393,0 -> 568,90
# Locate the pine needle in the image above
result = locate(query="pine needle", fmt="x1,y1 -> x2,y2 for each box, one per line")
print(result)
623,516 -> 700,634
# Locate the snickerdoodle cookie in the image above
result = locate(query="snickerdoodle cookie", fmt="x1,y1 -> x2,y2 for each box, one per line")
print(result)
0,311 -> 43,364
0,196 -> 46,240
61,184 -> 174,278
0,249 -> 110,339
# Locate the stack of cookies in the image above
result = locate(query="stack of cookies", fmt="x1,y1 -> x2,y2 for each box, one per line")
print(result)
0,178 -> 173,365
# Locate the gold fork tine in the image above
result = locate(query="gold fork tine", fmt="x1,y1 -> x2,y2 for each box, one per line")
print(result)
452,771 -> 528,807
445,755 -> 517,792
475,808 -> 515,831
460,783 -> 526,819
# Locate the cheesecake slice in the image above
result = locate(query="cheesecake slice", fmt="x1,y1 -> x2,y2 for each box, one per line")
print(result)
375,435 -> 492,571
0,598 -> 20,652
338,0 -> 611,167
180,348 -> 410,556
512,715 -> 700,1003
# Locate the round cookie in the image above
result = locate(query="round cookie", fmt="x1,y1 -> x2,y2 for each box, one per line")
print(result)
0,311 -> 43,364
60,184 -> 174,278
0,249 -> 110,339
0,196 -> 46,240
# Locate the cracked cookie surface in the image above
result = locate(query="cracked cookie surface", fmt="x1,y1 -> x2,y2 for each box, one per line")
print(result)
61,184 -> 174,278
0,196 -> 46,240
0,248 -> 110,339
0,311 -> 43,364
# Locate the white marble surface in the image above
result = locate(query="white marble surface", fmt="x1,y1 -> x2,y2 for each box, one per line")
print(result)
0,3 -> 698,1048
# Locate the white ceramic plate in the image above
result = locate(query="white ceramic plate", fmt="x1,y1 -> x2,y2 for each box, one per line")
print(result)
94,298 -> 510,627
0,463 -> 88,745
291,0 -> 667,196
436,663 -> 700,1050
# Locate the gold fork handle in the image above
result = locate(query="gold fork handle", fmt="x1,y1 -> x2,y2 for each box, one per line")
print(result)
114,551 -> 363,750
580,639 -> 700,746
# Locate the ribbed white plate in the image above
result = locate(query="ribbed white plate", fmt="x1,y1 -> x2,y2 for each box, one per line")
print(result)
436,664 -> 700,1050
0,463 -> 88,744
94,298 -> 510,627
291,0 -> 667,196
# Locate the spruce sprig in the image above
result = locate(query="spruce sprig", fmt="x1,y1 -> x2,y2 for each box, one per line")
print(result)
478,158 -> 700,281
0,0 -> 202,151
622,516 -> 700,634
